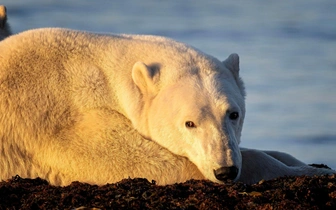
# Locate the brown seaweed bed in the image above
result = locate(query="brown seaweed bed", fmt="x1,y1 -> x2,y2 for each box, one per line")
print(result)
1,171 -> 336,210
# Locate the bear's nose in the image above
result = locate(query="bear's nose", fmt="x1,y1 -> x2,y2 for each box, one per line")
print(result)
214,166 -> 238,181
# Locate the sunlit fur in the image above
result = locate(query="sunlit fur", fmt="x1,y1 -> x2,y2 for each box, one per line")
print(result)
146,70 -> 245,182
0,28 -> 245,185
0,27 -> 334,186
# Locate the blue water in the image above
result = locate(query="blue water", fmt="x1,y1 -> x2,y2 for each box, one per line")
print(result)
2,0 -> 336,168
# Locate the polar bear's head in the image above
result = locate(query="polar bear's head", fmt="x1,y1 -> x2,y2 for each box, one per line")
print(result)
131,53 -> 245,183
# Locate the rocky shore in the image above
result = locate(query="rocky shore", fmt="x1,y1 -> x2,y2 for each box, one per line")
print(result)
1,173 -> 335,210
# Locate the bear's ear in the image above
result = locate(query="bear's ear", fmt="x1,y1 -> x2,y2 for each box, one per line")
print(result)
0,5 -> 8,28
223,53 -> 246,97
132,62 -> 158,96
223,53 -> 240,77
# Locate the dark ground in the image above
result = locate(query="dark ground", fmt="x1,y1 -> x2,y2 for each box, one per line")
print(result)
0,172 -> 335,210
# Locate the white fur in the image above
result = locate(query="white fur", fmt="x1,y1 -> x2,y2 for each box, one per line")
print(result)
239,148 -> 335,184
0,27 -> 334,186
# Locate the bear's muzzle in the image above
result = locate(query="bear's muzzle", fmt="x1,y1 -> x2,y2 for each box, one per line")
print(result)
213,166 -> 239,181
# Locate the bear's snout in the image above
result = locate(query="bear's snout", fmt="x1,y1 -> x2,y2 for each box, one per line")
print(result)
213,166 -> 239,181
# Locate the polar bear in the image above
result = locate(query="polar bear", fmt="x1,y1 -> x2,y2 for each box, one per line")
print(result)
0,27 -> 334,186
0,28 -> 246,185
0,5 -> 11,41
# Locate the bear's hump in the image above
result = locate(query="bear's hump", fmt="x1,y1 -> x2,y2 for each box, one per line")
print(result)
1,27 -> 224,80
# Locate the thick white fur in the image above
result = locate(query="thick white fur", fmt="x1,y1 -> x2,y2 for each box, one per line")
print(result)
0,28 -> 245,184
0,27 -> 334,186
0,5 -> 11,41
239,148 -> 335,184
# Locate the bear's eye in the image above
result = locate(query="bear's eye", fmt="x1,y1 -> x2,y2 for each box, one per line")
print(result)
229,112 -> 239,120
185,121 -> 196,128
